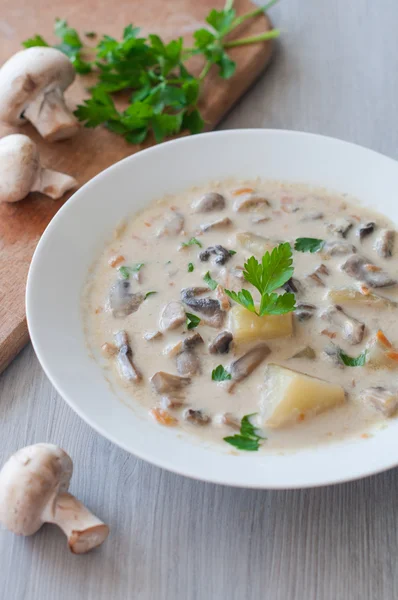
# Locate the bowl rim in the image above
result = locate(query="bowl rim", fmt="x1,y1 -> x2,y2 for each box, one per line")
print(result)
26,128 -> 398,489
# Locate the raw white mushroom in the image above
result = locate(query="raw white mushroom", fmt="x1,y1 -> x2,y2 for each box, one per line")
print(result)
0,47 -> 79,141
0,444 -> 109,554
0,134 -> 77,203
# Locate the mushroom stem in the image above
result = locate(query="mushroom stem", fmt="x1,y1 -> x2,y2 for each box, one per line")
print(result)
42,492 -> 109,554
23,88 -> 79,142
32,167 -> 77,200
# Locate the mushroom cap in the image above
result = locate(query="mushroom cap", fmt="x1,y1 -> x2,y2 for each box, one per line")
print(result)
0,134 -> 40,203
0,47 -> 75,126
0,444 -> 73,536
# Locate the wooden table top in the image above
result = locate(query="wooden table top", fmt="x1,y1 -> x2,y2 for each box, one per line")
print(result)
2,1 -> 398,599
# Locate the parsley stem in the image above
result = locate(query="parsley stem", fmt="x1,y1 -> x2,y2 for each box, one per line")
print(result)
223,29 -> 280,48
230,0 -> 279,29
224,0 -> 235,10
199,60 -> 213,80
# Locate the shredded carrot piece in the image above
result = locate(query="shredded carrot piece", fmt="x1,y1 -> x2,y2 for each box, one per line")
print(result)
321,329 -> 337,339
385,351 -> 398,362
298,413 -> 305,422
361,433 -> 371,439
150,408 -> 178,426
108,255 -> 125,268
144,221 -> 152,227
365,264 -> 381,272
376,330 -> 392,348
232,187 -> 254,196
350,214 -> 361,222
360,285 -> 370,296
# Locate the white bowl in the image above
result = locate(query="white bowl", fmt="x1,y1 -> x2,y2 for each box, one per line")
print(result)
26,130 -> 398,489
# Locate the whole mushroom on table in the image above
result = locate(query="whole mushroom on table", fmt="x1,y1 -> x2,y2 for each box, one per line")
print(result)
0,47 -> 79,142
0,134 -> 77,203
0,443 -> 109,554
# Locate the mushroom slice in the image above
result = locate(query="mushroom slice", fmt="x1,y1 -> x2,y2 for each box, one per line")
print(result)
192,192 -> 226,213
156,210 -> 184,237
321,305 -> 365,345
114,331 -> 142,382
282,277 -> 302,295
144,330 -> 163,341
233,193 -> 270,212
0,444 -> 109,553
0,134 -> 77,203
327,288 -> 397,308
159,301 -> 186,331
200,217 -> 232,233
214,412 -> 240,429
322,342 -> 345,367
321,240 -> 357,257
300,211 -> 324,221
326,218 -> 353,238
176,351 -> 200,376
183,409 -> 211,425
216,285 -> 231,311
209,331 -> 233,354
109,280 -> 145,318
294,303 -> 316,322
251,215 -> 270,224
226,343 -> 271,392
359,386 -> 398,418
0,48 -> 79,141
306,270 -> 326,287
341,255 -> 396,287
375,229 -> 395,258
181,287 -> 225,328
358,222 -> 376,241
182,332 -> 204,350
151,371 -> 191,394
199,245 -> 232,265
291,346 -> 316,359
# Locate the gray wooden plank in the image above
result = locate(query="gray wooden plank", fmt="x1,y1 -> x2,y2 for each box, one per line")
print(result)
2,0 -> 398,598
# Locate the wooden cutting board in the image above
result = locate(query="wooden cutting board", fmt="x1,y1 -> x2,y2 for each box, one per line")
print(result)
0,0 -> 275,373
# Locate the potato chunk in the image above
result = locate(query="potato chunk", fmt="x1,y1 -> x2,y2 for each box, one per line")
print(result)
327,288 -> 397,308
229,305 -> 293,344
260,364 -> 345,428
236,232 -> 276,257
366,330 -> 398,369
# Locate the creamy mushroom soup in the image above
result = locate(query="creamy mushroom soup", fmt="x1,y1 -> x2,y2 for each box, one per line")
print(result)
83,180 -> 398,453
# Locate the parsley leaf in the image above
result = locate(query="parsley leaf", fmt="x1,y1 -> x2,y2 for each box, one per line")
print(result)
223,435 -> 261,451
144,291 -> 157,299
294,238 -> 325,253
229,250 -> 237,256
211,365 -> 231,381
181,237 -> 202,248
118,263 -> 144,279
339,349 -> 367,367
188,262 -> 194,272
203,271 -> 218,290
224,289 -> 256,313
24,8 -> 280,144
22,35 -> 49,48
259,292 -> 296,316
224,413 -> 266,452
225,243 -> 296,317
186,312 -> 201,330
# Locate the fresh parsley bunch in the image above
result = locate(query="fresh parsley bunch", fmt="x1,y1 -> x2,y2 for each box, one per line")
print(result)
22,1 -> 280,144
225,242 -> 296,316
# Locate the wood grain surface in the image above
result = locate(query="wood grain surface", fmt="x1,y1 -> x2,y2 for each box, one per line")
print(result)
0,0 -> 274,373
3,1 -> 398,599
